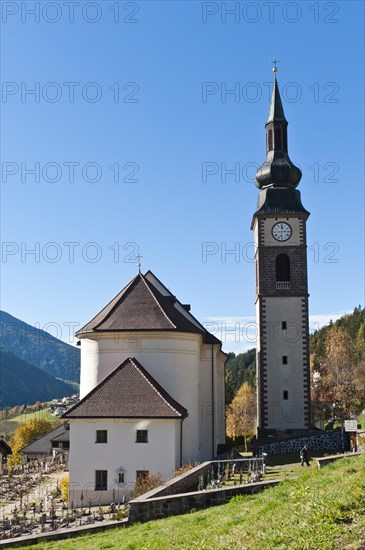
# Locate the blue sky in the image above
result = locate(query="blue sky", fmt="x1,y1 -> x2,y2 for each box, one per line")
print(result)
1,1 -> 364,354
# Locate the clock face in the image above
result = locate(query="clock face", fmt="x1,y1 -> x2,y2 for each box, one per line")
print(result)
272,222 -> 292,241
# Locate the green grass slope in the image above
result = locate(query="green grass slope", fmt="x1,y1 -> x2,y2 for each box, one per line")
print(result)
22,455 -> 365,550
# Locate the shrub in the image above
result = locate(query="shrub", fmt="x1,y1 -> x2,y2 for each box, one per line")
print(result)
60,475 -> 69,502
111,508 -> 128,520
173,463 -> 194,477
131,473 -> 162,498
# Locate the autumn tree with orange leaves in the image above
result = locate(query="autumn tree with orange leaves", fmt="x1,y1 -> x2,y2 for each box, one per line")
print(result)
313,326 -> 365,424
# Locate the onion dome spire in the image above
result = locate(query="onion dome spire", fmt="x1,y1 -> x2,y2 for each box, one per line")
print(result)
255,64 -> 302,189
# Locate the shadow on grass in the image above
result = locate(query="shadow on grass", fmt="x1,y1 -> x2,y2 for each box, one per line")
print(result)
265,451 -> 328,467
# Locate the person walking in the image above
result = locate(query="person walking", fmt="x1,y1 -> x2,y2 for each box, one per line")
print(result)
300,445 -> 310,466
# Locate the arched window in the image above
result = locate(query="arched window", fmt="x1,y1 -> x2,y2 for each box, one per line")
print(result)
276,254 -> 290,281
268,129 -> 273,151
274,128 -> 282,149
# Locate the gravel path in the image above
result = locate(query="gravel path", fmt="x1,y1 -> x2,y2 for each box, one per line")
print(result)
0,471 -> 66,517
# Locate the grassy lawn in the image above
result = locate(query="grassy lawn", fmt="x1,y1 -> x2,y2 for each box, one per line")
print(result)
264,462 -> 305,481
358,414 -> 365,429
0,419 -> 18,438
9,408 -> 56,425
0,408 -> 57,438
19,454 -> 365,550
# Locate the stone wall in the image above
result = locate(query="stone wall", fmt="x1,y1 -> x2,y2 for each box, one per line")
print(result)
139,461 -> 212,500
316,452 -> 362,469
128,480 -> 280,524
138,458 -> 264,501
258,430 -> 350,455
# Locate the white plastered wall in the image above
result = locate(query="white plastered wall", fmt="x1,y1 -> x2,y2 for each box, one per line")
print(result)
263,297 -> 306,430
68,418 -> 179,506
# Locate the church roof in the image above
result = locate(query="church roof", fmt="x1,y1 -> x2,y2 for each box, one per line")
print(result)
63,357 -> 188,419
253,186 -> 310,221
256,71 -> 302,190
266,73 -> 287,125
76,270 -> 220,345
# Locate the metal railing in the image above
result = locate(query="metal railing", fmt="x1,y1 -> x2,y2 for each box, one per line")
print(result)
276,281 -> 290,289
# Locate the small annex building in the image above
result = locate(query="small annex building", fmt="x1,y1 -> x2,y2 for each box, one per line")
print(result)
0,438 -> 12,474
20,423 -> 70,461
63,270 -> 226,505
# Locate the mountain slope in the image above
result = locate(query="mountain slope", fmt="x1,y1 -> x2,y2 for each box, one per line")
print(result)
0,311 -> 80,382
0,348 -> 75,406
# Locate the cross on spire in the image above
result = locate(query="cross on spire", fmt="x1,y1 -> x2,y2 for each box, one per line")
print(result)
136,253 -> 142,273
271,57 -> 280,73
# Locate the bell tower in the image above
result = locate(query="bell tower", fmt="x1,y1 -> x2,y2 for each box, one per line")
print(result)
252,66 -> 311,437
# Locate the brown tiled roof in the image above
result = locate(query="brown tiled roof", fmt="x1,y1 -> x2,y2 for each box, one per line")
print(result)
63,357 -> 188,419
76,271 -> 220,345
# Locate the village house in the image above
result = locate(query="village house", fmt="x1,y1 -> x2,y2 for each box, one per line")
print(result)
20,423 -> 70,461
0,438 -> 12,475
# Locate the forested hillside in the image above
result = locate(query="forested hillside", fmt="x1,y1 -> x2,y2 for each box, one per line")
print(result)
0,311 -> 80,382
0,348 -> 75,406
225,349 -> 256,404
225,307 -> 365,406
310,307 -> 365,422
310,306 -> 365,362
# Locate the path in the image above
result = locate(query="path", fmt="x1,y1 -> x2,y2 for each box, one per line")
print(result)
0,471 -> 66,517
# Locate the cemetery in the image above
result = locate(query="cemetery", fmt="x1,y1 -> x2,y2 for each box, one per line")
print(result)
0,455 -> 270,542
0,455 -> 127,543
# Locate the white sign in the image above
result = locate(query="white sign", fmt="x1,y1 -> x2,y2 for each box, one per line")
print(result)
344,420 -> 358,432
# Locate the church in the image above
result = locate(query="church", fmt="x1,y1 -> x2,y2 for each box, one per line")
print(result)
63,65 -> 312,505
64,270 -> 226,505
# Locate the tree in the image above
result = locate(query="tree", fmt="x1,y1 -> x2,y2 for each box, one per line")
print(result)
226,382 -> 256,451
314,326 -> 365,425
8,418 -> 53,466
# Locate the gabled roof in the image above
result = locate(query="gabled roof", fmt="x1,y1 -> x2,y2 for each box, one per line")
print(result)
63,357 -> 188,419
76,271 -> 220,345
20,424 -> 69,455
50,431 -> 70,443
